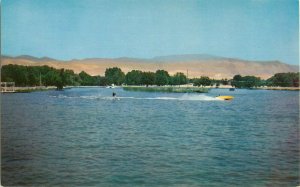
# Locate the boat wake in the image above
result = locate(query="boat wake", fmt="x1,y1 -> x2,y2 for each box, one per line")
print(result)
50,94 -> 221,101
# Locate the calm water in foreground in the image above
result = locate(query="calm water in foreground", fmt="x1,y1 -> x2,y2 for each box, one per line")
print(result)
1,87 -> 299,186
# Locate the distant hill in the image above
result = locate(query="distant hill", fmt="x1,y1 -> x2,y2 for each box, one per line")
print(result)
1,54 -> 298,79
151,54 -> 226,62
13,55 -> 57,62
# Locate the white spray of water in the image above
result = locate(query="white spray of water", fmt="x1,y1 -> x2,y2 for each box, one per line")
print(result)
51,94 -> 220,101
177,94 -> 220,101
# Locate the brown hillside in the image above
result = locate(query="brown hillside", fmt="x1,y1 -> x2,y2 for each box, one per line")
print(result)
1,55 -> 298,79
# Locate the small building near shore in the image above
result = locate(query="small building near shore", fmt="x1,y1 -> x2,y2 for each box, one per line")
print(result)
1,82 -> 15,93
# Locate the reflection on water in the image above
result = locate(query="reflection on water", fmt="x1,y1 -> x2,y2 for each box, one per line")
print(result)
1,88 -> 299,186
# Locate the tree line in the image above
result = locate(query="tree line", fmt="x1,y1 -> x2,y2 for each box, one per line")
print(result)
1,64 -> 299,89
1,64 -> 107,89
106,68 -> 188,86
231,73 -> 299,88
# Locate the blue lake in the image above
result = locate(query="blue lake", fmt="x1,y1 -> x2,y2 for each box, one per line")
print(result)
1,87 -> 299,186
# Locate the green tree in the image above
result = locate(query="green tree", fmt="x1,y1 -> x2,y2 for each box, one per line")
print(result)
39,66 -> 57,86
64,69 -> 77,85
267,72 -> 299,87
1,64 -> 103,87
1,65 -> 28,86
193,76 -> 211,87
55,69 -> 66,90
155,70 -> 170,86
242,76 -> 261,88
141,71 -> 155,86
231,74 -> 261,88
44,71 -> 60,87
125,70 -> 143,85
231,74 -> 243,88
1,64 -> 16,83
105,67 -> 125,85
171,72 -> 187,85
27,67 -> 39,86
221,78 -> 228,85
93,76 -> 108,86
79,71 -> 94,86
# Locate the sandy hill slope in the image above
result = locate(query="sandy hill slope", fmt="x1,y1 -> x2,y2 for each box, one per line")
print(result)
1,54 -> 298,79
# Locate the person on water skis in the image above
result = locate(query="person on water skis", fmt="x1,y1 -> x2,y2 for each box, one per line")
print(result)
112,92 -> 120,100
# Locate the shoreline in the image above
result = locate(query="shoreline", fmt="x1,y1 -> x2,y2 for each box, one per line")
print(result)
253,87 -> 300,91
215,85 -> 300,91
1,86 -> 57,93
123,86 -> 209,93
1,85 -> 299,93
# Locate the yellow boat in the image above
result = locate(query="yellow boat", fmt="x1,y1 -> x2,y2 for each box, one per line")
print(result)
216,95 -> 234,100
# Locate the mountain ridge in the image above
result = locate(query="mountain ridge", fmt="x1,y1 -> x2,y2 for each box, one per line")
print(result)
1,54 -> 298,79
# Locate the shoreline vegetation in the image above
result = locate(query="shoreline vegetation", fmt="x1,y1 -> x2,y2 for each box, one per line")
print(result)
1,64 -> 299,93
254,87 -> 300,91
4,85 -> 299,94
15,86 -> 56,93
123,86 -> 209,93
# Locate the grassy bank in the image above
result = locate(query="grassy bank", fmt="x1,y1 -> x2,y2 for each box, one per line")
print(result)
123,86 -> 209,93
6,86 -> 57,93
254,87 -> 300,91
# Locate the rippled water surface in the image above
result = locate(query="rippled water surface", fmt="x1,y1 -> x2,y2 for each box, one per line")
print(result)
1,87 -> 299,186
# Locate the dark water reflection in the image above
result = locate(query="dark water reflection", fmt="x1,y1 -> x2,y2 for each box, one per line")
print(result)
1,88 -> 299,186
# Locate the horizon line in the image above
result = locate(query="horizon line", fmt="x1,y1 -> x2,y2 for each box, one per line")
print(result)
1,53 -> 294,65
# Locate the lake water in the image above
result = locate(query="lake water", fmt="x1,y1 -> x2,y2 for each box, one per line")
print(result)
1,87 -> 299,186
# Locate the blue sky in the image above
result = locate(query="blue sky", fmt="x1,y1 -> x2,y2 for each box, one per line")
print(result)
2,0 -> 299,64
